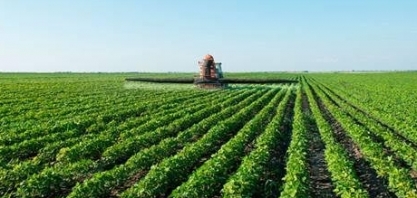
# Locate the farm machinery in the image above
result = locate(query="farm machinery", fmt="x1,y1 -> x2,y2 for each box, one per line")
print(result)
194,54 -> 227,88
125,54 -> 297,88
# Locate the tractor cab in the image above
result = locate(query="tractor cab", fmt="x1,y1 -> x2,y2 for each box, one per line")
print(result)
215,62 -> 224,79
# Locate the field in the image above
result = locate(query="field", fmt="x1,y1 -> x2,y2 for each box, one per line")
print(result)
0,72 -> 416,197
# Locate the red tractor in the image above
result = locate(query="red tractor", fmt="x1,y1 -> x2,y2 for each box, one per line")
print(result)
194,54 -> 226,88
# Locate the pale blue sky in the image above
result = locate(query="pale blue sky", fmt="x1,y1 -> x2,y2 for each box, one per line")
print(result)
1,1 -> 416,72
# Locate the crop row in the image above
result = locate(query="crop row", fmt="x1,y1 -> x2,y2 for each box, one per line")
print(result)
278,84 -> 309,197
2,90 -> 228,196
0,91 -> 216,167
313,81 -> 417,171
53,90 -> 230,163
66,88 -> 271,198
309,75 -> 417,145
10,88 -> 268,197
120,88 -> 279,197
171,86 -> 290,197
0,91 -> 207,145
303,79 -> 369,197
308,79 -> 417,197
0,90 -> 214,187
221,86 -> 293,197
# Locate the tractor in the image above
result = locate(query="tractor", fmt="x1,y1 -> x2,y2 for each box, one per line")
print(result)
125,54 -> 298,88
194,54 -> 227,89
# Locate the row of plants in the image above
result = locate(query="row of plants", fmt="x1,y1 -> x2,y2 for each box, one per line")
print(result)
120,88 -> 279,197
171,86 -> 290,197
11,89 -> 265,197
220,86 -> 293,197
0,91 -> 214,194
309,74 -> 417,145
0,134 -> 96,196
66,88 -> 270,198
314,81 -> 417,171
0,90 -> 206,146
309,80 -> 417,197
54,90 -> 228,163
97,89 -> 255,166
0,91 -> 212,165
0,86 -> 168,133
279,85 -> 309,197
304,79 -> 369,198
321,76 -> 417,144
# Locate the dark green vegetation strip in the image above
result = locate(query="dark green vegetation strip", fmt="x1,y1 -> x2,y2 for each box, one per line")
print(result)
125,77 -> 298,84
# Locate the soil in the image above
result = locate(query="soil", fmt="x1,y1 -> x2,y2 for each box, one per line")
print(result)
109,169 -> 149,197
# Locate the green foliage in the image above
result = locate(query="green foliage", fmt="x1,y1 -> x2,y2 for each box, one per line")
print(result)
0,72 -> 416,197
221,87 -> 294,198
306,77 -> 417,197
279,85 -> 310,198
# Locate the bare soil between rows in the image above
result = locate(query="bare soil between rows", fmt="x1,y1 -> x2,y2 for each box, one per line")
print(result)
256,91 -> 296,198
302,91 -> 336,197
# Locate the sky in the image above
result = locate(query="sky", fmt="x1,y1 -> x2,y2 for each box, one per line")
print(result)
1,0 -> 416,72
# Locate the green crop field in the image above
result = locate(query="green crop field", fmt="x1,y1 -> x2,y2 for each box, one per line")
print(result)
0,72 -> 416,197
